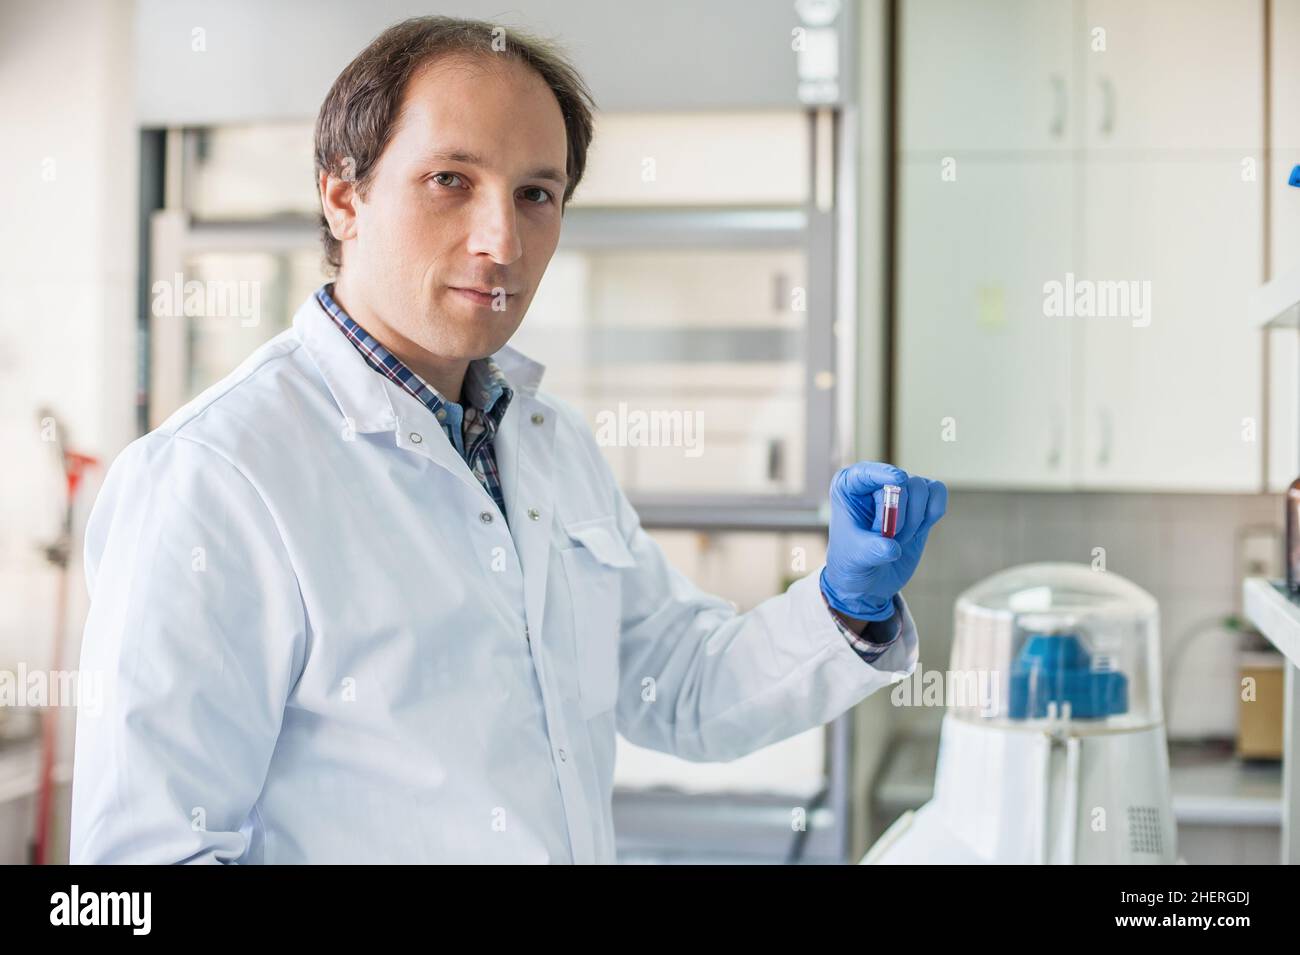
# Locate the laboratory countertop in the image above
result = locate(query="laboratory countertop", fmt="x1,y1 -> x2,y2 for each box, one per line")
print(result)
874,734 -> 1284,829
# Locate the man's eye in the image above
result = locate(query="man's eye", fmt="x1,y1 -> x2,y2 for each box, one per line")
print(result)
520,187 -> 553,205
432,172 -> 464,188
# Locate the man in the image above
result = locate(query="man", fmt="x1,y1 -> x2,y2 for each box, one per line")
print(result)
71,16 -> 946,864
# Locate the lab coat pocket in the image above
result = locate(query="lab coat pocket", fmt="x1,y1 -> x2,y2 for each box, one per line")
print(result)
560,516 -> 635,719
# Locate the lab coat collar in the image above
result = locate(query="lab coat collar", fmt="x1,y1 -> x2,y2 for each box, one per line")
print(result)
490,343 -> 546,398
292,292 -> 548,435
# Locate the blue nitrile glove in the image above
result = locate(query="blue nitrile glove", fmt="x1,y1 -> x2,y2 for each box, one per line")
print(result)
820,462 -> 948,621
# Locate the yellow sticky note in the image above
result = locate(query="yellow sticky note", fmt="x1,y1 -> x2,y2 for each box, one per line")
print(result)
977,284 -> 1006,329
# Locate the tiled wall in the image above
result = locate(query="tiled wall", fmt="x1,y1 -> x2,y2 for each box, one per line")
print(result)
898,489 -> 1284,740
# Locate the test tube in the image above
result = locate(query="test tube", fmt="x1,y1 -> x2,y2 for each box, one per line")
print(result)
880,484 -> 902,538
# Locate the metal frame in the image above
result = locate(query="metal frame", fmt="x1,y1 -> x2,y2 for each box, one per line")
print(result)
1241,578 -> 1300,864
136,129 -> 167,435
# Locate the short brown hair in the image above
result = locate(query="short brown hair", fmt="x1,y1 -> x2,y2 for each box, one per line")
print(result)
313,15 -> 596,274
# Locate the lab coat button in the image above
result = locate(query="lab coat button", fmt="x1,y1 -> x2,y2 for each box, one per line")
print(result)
479,511 -> 494,524
409,432 -> 423,444
531,412 -> 544,425
527,507 -> 540,521
557,748 -> 567,762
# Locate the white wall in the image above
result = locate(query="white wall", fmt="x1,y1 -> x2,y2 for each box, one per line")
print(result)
0,0 -> 137,862
0,0 -> 136,653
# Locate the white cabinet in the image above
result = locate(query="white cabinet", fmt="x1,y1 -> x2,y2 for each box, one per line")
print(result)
1270,326 -> 1299,492
895,158 -> 1075,487
1267,0 -> 1300,492
900,0 -> 1077,153
1078,159 -> 1263,490
1082,0 -> 1263,152
896,0 -> 1265,491
1074,0 -> 1264,490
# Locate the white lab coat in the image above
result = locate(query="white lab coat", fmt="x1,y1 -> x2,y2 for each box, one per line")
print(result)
70,291 -> 918,864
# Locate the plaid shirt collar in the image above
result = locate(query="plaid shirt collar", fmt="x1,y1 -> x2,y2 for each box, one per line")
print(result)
313,283 -> 513,445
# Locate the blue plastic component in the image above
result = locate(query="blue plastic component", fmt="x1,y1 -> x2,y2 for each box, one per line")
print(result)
1008,633 -> 1128,720
1289,165 -> 1300,188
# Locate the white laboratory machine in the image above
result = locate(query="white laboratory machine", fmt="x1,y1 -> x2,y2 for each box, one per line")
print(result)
865,563 -> 1177,865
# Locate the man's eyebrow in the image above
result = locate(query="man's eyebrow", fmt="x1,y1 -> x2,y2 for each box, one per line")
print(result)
421,149 -> 568,187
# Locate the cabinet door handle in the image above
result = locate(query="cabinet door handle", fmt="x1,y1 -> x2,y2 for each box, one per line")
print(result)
1098,76 -> 1115,137
1097,408 -> 1113,468
772,272 -> 789,313
767,437 -> 785,483
1047,405 -> 1063,469
1049,73 -> 1067,140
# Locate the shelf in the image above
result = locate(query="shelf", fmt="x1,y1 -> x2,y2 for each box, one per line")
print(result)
1241,577 -> 1300,864
181,207 -> 815,254
635,500 -> 828,532
559,207 -> 809,250
1243,578 -> 1300,666
613,787 -> 839,864
1250,266 -> 1300,329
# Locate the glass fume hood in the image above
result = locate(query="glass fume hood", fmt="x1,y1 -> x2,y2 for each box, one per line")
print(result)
144,108 -> 845,532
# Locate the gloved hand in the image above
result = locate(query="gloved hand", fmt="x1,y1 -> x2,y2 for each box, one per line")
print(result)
820,462 -> 948,621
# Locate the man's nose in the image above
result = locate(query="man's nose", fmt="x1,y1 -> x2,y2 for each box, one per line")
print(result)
466,190 -> 524,265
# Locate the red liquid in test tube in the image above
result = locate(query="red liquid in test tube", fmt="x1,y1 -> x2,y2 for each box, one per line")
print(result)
880,484 -> 902,538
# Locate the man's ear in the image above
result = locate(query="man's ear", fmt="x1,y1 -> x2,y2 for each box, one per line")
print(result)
319,168 -> 359,243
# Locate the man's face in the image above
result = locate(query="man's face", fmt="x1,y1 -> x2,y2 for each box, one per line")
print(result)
338,53 -> 569,360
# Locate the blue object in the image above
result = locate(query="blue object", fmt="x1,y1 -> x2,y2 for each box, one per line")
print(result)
820,462 -> 948,620
1289,165 -> 1300,188
1008,633 -> 1128,720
